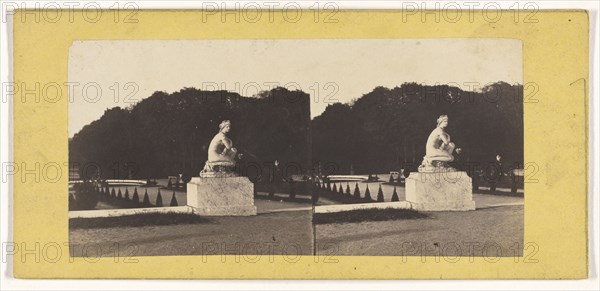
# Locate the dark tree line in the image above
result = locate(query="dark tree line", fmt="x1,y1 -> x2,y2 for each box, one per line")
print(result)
312,82 -> 524,175
71,82 -> 523,181
69,87 -> 311,181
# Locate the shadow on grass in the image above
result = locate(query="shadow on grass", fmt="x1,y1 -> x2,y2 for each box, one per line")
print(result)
254,193 -> 313,204
313,208 -> 428,225
70,212 -> 212,229
316,190 -> 367,204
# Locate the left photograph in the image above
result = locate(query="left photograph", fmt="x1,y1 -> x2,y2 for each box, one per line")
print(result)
67,40 -> 313,257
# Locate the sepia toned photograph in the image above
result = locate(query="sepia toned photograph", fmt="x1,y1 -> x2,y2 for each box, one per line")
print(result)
310,39 -> 524,256
67,40 -> 315,256
5,2 -> 593,284
67,39 -> 523,258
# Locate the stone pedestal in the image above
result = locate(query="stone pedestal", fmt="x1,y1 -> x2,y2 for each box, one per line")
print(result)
405,171 -> 475,211
187,176 -> 257,216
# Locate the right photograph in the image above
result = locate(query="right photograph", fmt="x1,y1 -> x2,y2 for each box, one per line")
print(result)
312,38 -> 524,257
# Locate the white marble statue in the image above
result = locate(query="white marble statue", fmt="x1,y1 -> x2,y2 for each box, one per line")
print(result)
200,120 -> 239,177
419,115 -> 459,172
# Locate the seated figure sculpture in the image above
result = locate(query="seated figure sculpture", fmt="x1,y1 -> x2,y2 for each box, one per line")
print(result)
200,120 -> 239,177
419,115 -> 459,172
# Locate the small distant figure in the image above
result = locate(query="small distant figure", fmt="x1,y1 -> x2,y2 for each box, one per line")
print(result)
273,159 -> 285,181
389,171 -> 400,183
488,154 -> 504,192
453,147 -> 464,170
455,147 -> 463,157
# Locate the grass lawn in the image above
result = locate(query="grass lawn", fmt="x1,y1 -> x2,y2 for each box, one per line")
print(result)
70,212 -> 212,229
313,208 -> 428,224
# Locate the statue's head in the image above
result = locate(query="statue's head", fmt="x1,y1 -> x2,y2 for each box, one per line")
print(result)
219,120 -> 231,133
436,115 -> 449,128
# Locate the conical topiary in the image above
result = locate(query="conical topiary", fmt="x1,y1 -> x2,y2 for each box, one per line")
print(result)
345,183 -> 351,195
364,185 -> 372,201
377,184 -> 384,202
391,186 -> 400,202
132,187 -> 140,204
338,183 -> 343,194
110,188 -> 116,198
104,186 -> 110,196
332,183 -> 338,193
167,179 -> 173,189
389,173 -> 394,183
353,183 -> 361,199
142,189 -> 151,206
326,182 -> 331,192
156,189 -> 163,207
124,188 -> 130,200
170,191 -> 178,206
117,188 -> 123,199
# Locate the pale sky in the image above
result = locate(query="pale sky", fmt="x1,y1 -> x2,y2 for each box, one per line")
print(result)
68,39 -> 522,137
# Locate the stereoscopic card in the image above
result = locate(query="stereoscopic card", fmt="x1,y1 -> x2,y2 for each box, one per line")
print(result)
9,8 -> 589,279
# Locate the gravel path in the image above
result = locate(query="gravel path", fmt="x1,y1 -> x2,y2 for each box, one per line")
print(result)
70,209 -> 313,257
315,205 -> 523,257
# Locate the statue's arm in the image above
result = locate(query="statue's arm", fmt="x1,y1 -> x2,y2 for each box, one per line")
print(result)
440,131 -> 451,144
221,137 -> 233,150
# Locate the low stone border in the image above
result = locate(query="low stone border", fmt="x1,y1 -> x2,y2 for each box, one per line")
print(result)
69,179 -> 147,186
477,202 -> 524,209
69,206 -> 193,218
69,205 -> 314,218
261,206 -> 313,214
314,201 -> 412,214
327,175 -> 369,181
